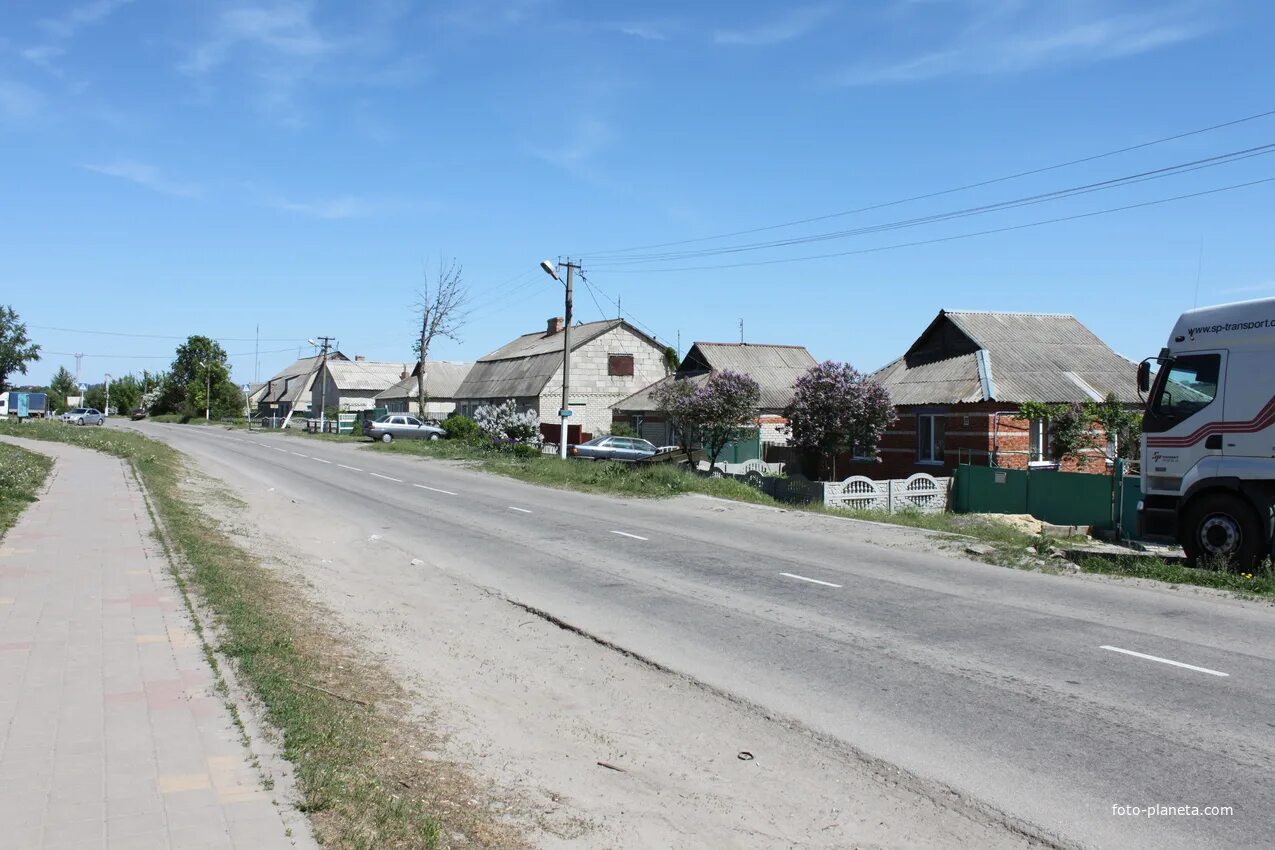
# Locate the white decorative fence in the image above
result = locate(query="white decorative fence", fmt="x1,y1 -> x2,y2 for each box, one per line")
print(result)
822,473 -> 950,513
698,458 -> 786,479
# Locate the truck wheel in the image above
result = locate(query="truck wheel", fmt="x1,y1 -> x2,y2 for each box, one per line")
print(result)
1181,492 -> 1266,570
381,433 -> 393,443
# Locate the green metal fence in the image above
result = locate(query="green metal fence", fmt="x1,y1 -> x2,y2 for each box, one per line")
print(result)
717,428 -> 762,464
954,464 -> 1117,530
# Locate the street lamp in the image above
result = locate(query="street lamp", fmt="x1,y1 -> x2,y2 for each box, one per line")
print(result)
541,258 -> 576,460
104,373 -> 111,419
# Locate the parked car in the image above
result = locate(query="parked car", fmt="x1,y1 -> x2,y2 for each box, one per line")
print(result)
129,408 -> 148,421
569,436 -> 659,462
363,414 -> 446,443
61,407 -> 105,426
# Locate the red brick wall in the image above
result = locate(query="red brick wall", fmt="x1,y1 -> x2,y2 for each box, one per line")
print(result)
836,404 -> 1113,480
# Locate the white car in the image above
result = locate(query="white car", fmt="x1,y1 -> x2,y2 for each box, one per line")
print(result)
62,407 -> 105,426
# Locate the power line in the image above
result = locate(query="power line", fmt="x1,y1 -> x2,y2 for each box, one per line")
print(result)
41,345 -> 300,360
29,325 -> 308,342
590,176 -> 1275,273
579,106 -> 1275,258
588,143 -> 1275,267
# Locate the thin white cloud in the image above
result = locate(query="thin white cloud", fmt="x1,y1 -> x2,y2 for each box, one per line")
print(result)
615,22 -> 669,41
0,79 -> 44,123
80,161 -> 202,198
835,4 -> 1213,86
267,196 -> 377,219
40,0 -> 136,38
714,4 -> 834,46
1219,282 -> 1275,295
526,116 -> 611,172
20,46 -> 67,74
182,3 -> 333,75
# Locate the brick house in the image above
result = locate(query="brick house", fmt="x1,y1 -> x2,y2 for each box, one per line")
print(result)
610,342 -> 817,448
454,317 -> 670,441
850,310 -> 1139,480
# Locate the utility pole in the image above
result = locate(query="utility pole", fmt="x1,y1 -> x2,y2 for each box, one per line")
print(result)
203,360 -> 211,421
539,258 -> 579,459
104,373 -> 111,418
314,336 -> 336,433
73,353 -> 84,387
254,324 -> 260,384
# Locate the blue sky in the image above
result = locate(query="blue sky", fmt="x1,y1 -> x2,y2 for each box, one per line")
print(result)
3,0 -> 1274,388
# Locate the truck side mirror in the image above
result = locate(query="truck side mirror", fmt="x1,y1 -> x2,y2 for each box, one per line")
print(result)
1136,361 -> 1150,394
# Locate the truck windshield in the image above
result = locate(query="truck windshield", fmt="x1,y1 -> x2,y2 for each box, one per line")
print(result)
1147,353 -> 1220,429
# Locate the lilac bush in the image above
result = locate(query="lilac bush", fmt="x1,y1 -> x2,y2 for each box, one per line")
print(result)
474,399 -> 541,445
653,370 -> 761,470
785,361 -> 896,477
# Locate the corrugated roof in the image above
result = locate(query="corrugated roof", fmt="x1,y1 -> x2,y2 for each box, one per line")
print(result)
375,362 -> 474,401
259,355 -> 324,405
323,359 -> 409,392
457,320 -> 662,400
614,342 -> 817,412
872,310 -> 1138,405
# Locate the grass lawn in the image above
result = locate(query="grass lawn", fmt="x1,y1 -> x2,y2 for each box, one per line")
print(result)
0,441 -> 54,538
0,417 -> 508,848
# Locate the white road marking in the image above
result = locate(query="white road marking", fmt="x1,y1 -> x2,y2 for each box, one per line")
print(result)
507,506 -> 533,513
337,464 -> 362,472
414,484 -> 457,495
273,448 -> 289,453
1099,645 -> 1229,678
369,472 -> 403,483
780,572 -> 843,588
609,530 -> 648,541
290,452 -> 309,458
312,457 -> 331,464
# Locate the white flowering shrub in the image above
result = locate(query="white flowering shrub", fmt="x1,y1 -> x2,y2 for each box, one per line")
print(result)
473,400 -> 541,445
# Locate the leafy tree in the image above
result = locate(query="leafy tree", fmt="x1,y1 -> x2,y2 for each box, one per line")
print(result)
651,378 -> 700,463
1019,400 -> 1109,468
158,336 -> 239,418
662,345 -> 679,373
785,361 -> 897,479
84,383 -> 107,411
1087,392 -> 1142,463
441,414 -> 481,442
48,366 -> 76,412
654,370 -> 761,471
0,305 -> 40,392
108,374 -> 143,413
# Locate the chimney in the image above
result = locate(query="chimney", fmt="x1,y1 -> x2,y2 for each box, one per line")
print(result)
355,354 -> 366,362
546,316 -> 565,335
400,365 -> 409,380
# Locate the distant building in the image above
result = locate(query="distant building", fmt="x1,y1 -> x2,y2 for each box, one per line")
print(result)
251,352 -> 350,418
611,342 -> 817,448
861,310 -> 1139,479
374,361 -> 474,419
454,317 -> 670,441
310,356 -> 409,414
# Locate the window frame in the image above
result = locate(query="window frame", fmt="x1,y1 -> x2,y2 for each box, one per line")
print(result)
916,411 -> 946,465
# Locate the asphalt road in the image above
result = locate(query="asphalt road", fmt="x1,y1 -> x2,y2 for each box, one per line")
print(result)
127,421 -> 1275,850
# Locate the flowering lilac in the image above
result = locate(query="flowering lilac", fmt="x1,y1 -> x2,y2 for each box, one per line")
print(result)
785,361 -> 896,472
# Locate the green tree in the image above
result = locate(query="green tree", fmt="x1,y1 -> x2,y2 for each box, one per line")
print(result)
48,366 -> 76,412
108,374 -> 143,414
159,336 -> 239,418
0,305 -> 40,392
1086,392 -> 1142,463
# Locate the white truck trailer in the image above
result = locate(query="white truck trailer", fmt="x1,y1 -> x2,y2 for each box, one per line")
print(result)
1138,298 -> 1275,567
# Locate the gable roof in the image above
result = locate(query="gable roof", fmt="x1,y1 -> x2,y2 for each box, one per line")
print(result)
871,310 -> 1138,405
375,361 -> 474,401
322,359 -> 409,392
614,341 -> 818,412
456,319 -> 663,400
258,353 -> 349,405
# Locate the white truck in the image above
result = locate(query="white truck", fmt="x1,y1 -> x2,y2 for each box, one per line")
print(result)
1138,298 -> 1275,567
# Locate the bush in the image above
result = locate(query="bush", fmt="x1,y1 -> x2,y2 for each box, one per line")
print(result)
442,414 -> 481,442
606,422 -> 638,437
507,443 -> 541,459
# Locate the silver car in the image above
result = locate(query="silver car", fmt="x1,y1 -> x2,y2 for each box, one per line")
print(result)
62,407 -> 105,426
364,414 -> 445,443
569,436 -> 659,462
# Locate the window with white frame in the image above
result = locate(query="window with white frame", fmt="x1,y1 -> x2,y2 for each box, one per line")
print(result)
1029,418 -> 1048,462
917,413 -> 945,464
851,439 -> 875,460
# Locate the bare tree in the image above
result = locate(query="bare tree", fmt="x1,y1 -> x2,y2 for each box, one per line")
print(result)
414,258 -> 470,416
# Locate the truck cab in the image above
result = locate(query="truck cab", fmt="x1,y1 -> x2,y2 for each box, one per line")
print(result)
1139,298 -> 1275,567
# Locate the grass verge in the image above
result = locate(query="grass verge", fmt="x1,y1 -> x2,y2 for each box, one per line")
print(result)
0,441 -> 54,537
1077,553 -> 1275,597
0,418 -> 513,849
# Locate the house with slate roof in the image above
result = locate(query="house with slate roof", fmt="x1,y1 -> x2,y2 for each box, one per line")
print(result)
860,310 -> 1139,479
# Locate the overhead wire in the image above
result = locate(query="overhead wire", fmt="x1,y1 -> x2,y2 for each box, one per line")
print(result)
578,106 -> 1275,258
589,176 -> 1275,273
587,143 -> 1275,267
29,325 -> 309,342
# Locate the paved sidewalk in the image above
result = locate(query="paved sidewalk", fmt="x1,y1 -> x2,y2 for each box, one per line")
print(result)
0,437 -> 307,850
